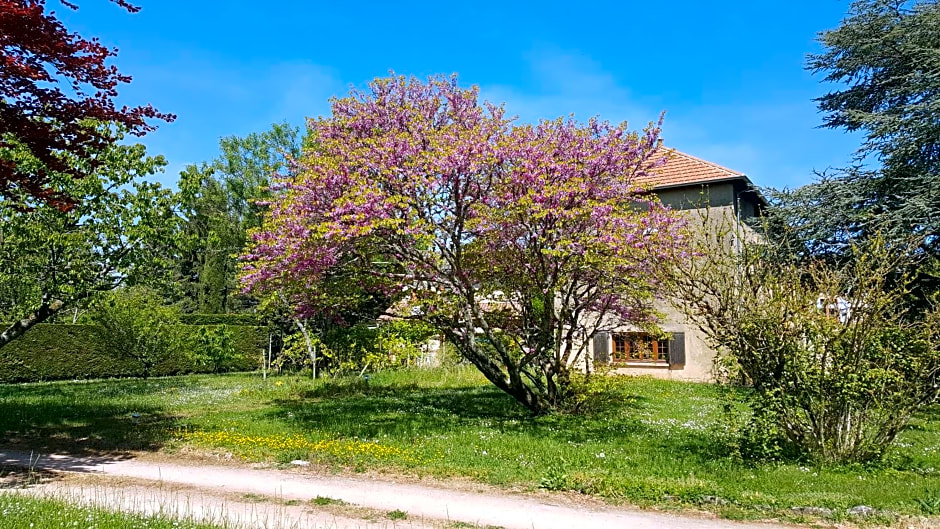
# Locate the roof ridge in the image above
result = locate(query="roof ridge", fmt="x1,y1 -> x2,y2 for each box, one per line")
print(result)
658,147 -> 745,177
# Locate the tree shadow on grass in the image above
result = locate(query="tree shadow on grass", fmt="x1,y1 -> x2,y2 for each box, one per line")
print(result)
298,379 -> 422,399
270,376 -> 730,466
291,376 -> 649,422
275,385 -> 529,437
0,377 -> 199,456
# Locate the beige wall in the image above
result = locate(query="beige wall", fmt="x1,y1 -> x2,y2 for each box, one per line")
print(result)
603,303 -> 715,381
574,299 -> 716,381
577,200 -> 757,382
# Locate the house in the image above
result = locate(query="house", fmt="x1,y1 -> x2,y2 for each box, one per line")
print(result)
389,148 -> 765,379
588,148 -> 767,381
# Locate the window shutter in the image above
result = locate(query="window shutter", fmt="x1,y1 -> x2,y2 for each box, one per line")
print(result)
668,332 -> 686,366
592,332 -> 610,364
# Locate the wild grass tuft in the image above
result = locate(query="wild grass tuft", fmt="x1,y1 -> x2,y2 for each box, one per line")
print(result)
0,493 -> 229,529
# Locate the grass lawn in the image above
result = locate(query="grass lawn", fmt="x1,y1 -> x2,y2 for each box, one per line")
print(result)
1,367 -> 938,525
0,493 -> 228,529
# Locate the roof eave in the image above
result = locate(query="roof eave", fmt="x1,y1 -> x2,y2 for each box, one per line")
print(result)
651,175 -> 769,208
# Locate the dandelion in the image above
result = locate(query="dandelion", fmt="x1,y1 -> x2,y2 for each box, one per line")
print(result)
174,428 -> 428,464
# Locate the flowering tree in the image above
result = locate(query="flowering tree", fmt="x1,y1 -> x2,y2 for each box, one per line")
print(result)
242,76 -> 685,413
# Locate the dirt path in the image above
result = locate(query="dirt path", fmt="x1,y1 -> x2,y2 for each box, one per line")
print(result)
10,478 -> 437,529
1,449 -> 792,529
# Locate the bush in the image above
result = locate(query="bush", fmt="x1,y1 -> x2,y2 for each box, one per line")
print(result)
90,287 -> 184,378
320,320 -> 437,374
674,227 -> 940,463
272,331 -> 325,375
190,324 -> 237,373
271,320 -> 439,376
0,324 -> 263,383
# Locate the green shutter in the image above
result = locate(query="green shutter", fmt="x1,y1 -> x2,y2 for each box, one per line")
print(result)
668,332 -> 686,366
593,332 -> 610,364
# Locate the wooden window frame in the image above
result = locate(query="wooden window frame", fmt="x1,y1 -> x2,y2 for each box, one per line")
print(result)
610,332 -> 670,364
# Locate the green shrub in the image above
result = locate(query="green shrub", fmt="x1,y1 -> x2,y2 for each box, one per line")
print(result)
272,320 -> 439,376
90,287 -> 184,378
676,231 -> 940,463
191,324 -> 238,373
318,320 -> 437,374
0,324 -> 263,383
272,331 -> 325,374
727,264 -> 939,463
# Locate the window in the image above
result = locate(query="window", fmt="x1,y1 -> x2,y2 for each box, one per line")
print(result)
611,333 -> 670,363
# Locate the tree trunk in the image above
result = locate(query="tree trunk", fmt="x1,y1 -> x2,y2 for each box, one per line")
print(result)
441,326 -> 553,414
294,318 -> 316,379
264,333 -> 272,380
506,369 -> 552,414
464,354 -> 551,414
0,295 -> 65,349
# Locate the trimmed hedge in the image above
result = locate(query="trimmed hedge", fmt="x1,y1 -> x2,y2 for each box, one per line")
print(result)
179,313 -> 260,326
0,324 -> 264,383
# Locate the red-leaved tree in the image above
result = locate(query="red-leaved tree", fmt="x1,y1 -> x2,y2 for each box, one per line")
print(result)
242,75 -> 686,413
0,0 -> 173,208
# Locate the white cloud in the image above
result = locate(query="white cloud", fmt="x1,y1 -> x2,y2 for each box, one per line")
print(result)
475,47 -> 859,189
476,48 -> 763,177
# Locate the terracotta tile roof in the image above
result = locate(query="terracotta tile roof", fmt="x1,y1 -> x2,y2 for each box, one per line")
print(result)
639,148 -> 746,189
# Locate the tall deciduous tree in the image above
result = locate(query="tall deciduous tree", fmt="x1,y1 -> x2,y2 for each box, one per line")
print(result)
0,0 -> 173,208
0,128 -> 181,348
241,76 -> 685,413
177,123 -> 302,313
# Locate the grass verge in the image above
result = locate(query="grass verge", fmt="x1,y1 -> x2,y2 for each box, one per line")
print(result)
0,493 -> 228,529
1,366 -> 938,525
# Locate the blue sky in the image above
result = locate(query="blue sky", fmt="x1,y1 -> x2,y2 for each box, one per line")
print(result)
60,0 -> 864,190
